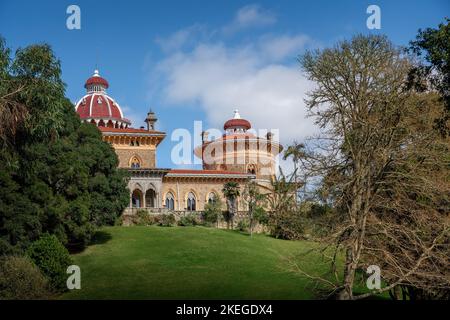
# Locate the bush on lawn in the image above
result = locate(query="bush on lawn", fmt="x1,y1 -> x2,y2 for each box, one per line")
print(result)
237,219 -> 249,232
157,214 -> 176,227
27,234 -> 73,291
202,200 -> 222,226
178,215 -> 199,226
0,255 -> 52,300
268,209 -> 305,240
132,209 -> 156,226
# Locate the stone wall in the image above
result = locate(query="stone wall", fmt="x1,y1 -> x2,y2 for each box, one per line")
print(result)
115,148 -> 156,168
121,208 -> 268,233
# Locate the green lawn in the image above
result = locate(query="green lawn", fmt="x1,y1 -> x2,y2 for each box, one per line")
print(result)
62,226 -> 338,300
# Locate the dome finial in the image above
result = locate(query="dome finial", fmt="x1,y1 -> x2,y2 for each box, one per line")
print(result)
233,109 -> 241,119
93,69 -> 100,77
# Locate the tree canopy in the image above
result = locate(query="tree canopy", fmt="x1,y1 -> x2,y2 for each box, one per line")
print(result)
0,37 -> 129,254
298,34 -> 449,299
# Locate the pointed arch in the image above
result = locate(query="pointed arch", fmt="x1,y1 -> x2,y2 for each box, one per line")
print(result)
129,155 -> 142,168
185,190 -> 198,211
164,191 -> 176,210
206,190 -> 219,204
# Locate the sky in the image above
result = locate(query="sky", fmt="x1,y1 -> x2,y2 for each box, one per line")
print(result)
0,0 -> 448,171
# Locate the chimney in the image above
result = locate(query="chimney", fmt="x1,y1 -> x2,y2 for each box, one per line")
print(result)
144,109 -> 157,131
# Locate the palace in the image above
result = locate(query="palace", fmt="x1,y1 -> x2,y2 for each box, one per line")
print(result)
75,70 -> 282,215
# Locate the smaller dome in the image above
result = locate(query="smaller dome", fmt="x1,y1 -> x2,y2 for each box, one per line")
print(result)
84,69 -> 109,89
223,109 -> 251,131
224,119 -> 251,130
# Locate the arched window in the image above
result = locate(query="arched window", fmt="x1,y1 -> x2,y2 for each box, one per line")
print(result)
208,192 -> 217,204
187,192 -> 196,211
165,192 -> 175,210
131,189 -> 143,208
130,156 -> 141,168
247,164 -> 256,175
145,189 -> 156,208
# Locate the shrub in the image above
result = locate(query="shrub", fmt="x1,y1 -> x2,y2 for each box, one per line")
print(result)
298,202 -> 335,238
253,207 -> 268,225
132,209 -> 155,226
178,215 -> 198,226
237,219 -> 249,232
202,200 -> 222,226
27,234 -> 73,291
158,214 -> 176,227
268,210 -> 305,240
0,256 -> 52,300
114,216 -> 124,226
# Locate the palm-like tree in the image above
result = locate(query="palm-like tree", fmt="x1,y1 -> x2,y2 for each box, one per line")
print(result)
283,141 -> 306,201
283,141 -> 305,177
222,182 -> 240,229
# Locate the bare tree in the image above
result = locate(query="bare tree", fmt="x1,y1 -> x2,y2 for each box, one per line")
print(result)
299,35 -> 450,299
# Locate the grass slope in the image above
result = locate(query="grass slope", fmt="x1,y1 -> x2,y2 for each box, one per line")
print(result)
62,226 -> 336,300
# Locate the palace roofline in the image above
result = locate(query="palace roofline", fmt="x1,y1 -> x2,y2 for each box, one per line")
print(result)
127,168 -> 255,179
165,169 -> 255,179
98,126 -> 166,136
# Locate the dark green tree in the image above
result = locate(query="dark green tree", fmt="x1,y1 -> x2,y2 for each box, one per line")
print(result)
408,18 -> 450,136
0,37 -> 129,253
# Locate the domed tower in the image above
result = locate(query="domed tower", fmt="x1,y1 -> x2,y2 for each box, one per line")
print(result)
74,70 -> 166,170
194,110 -> 282,182
75,70 -> 131,128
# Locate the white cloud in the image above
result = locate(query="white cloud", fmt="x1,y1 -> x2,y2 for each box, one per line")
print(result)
259,34 -> 310,61
155,39 -> 317,145
150,5 -> 319,174
222,4 -> 276,34
121,105 -> 142,128
155,24 -> 209,52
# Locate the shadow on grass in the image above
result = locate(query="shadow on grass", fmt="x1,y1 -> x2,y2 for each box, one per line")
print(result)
91,230 -> 112,245
67,230 -> 112,254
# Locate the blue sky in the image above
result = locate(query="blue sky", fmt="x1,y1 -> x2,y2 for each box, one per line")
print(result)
0,0 -> 448,170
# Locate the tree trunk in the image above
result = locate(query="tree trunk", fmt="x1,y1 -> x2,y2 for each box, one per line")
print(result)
337,246 -> 356,300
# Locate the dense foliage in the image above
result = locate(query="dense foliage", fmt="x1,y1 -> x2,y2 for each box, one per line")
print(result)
202,198 -> 222,226
0,255 -> 51,300
0,37 -> 129,254
266,169 -> 302,240
27,234 -> 73,291
178,214 -> 199,227
408,18 -> 450,136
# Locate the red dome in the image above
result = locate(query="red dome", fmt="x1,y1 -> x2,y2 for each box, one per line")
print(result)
84,76 -> 109,89
75,70 -> 130,127
224,118 -> 251,130
76,94 -> 125,120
